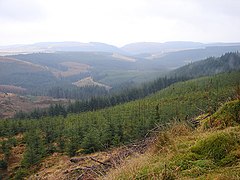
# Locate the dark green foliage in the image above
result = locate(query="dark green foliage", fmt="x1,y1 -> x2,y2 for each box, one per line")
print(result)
150,46 -> 240,68
15,75 -> 188,120
0,137 -> 17,162
48,104 -> 67,118
0,140 -> 11,160
171,52 -> 240,78
81,128 -> 102,154
0,159 -> 7,169
21,130 -> 46,167
47,85 -> 108,99
66,128 -> 81,156
66,141 -> 79,157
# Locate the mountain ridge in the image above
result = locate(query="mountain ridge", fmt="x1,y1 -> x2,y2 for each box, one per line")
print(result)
1,41 -> 240,56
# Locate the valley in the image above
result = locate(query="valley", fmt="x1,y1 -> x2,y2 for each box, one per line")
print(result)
0,42 -> 240,180
1,0 -> 240,179
0,69 -> 239,179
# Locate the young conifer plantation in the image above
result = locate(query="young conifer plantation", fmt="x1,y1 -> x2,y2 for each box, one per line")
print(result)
1,0 -> 240,178
0,70 -> 239,179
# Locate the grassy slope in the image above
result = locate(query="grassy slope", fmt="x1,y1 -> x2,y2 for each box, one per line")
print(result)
105,100 -> 240,180
0,71 -> 240,179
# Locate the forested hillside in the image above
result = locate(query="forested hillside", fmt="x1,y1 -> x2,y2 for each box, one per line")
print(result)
15,75 -> 188,119
170,52 -> 240,77
0,71 -> 239,179
8,52 -> 164,88
148,45 -> 240,68
0,52 -> 164,98
14,52 -> 240,119
1,48 -> 239,99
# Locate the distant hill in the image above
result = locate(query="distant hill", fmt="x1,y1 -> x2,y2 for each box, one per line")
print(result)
121,42 -> 240,70
170,52 -> 240,77
122,41 -> 240,55
7,52 -> 165,88
33,42 -> 124,53
2,41 -> 240,71
0,56 -> 60,92
0,57 -> 46,74
121,41 -> 205,54
0,42 -> 125,55
0,52 -> 163,96
2,41 -> 240,56
146,45 -> 240,69
1,43 -> 240,97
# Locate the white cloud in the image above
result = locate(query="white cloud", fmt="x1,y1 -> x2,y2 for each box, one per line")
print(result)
0,0 -> 240,46
0,0 -> 45,22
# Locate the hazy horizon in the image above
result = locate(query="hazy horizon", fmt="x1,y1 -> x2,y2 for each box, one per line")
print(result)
1,0 -> 240,46
2,40 -> 240,48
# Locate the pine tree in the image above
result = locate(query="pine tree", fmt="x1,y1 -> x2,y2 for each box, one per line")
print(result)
81,128 -> 102,153
22,130 -> 46,167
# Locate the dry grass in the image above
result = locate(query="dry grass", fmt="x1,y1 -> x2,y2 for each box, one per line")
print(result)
0,142 -> 26,179
0,85 -> 26,94
103,117 -> 240,180
0,93 -> 70,119
102,153 -> 153,180
103,121 -> 193,180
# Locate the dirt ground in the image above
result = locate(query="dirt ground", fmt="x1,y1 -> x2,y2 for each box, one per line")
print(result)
0,92 -> 71,119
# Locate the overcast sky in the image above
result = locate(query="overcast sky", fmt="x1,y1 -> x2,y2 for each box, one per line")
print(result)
0,0 -> 240,46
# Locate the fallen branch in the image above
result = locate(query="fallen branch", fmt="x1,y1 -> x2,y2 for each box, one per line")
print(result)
70,157 -> 86,163
90,157 -> 111,167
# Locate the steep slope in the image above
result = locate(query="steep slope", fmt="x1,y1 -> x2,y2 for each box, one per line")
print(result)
0,71 -> 239,179
0,57 -> 59,92
0,57 -> 47,75
106,100 -> 240,179
170,52 -> 240,77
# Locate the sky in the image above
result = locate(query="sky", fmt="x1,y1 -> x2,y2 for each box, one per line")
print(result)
0,0 -> 240,47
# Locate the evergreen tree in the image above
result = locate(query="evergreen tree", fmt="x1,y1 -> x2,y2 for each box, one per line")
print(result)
81,128 -> 102,153
22,130 -> 46,167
